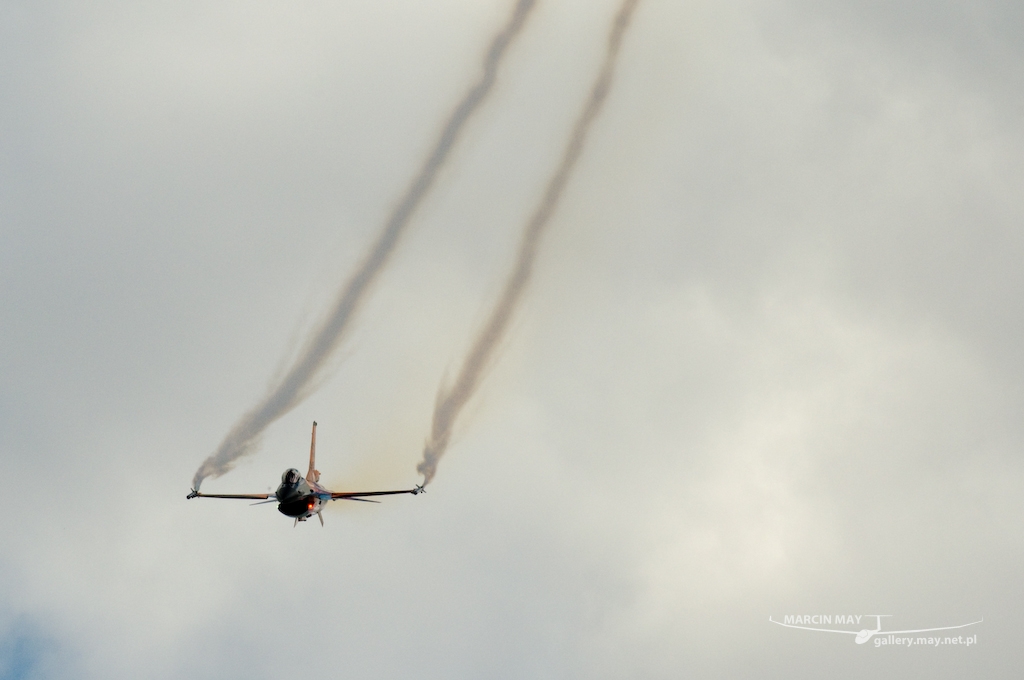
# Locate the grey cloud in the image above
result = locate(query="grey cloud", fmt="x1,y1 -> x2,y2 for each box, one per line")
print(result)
0,0 -> 1021,678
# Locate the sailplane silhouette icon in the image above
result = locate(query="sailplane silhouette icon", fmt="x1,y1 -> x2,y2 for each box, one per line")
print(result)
769,615 -> 982,644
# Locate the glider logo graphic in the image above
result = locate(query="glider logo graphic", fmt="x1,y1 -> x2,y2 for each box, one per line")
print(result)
769,614 -> 982,646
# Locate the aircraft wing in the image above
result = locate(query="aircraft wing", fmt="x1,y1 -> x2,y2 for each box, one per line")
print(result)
187,490 -> 271,500
768,618 -> 857,635
329,488 -> 421,500
885,620 -> 983,635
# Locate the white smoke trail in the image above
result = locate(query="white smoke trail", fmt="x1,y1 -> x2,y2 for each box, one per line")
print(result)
417,0 -> 642,484
193,0 -> 537,490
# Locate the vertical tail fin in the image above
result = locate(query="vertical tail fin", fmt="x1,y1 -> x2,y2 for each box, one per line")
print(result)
306,421 -> 320,483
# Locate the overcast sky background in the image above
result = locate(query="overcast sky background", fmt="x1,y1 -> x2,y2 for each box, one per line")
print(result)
2,0 -> 1022,677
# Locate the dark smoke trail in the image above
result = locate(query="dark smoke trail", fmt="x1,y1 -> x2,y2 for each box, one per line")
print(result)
193,0 -> 536,490
417,0 -> 642,484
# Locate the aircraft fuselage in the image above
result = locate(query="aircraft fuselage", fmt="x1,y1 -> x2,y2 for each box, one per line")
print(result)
275,468 -> 328,520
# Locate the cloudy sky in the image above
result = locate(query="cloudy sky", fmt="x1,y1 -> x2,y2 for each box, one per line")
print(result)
2,0 -> 1021,677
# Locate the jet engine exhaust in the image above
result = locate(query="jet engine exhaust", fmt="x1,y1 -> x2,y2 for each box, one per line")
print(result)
191,0 -> 537,490
417,0 -> 642,485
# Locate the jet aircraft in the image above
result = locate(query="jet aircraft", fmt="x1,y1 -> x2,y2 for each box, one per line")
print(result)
187,421 -> 423,526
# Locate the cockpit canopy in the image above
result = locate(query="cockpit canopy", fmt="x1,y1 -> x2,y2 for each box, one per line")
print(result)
281,468 -> 302,486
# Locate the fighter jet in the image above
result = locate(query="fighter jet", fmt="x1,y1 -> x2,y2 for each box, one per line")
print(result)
187,421 -> 424,526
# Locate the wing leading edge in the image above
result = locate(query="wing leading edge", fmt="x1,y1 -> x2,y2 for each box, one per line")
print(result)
329,488 -> 421,500
186,491 -> 270,500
